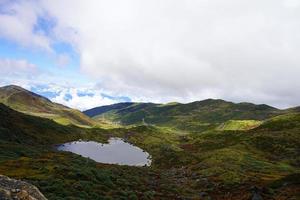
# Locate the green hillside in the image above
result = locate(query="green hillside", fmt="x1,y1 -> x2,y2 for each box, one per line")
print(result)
217,120 -> 262,131
84,99 -> 282,132
1,101 -> 300,199
0,103 -> 200,199
0,85 -> 95,127
118,113 -> 300,199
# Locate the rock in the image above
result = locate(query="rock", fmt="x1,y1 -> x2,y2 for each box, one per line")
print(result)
17,190 -> 29,199
11,189 -> 20,193
0,175 -> 47,200
0,188 -> 11,200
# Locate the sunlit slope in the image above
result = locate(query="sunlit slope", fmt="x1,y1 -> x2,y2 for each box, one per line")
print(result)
0,103 -> 80,160
0,103 -> 93,146
217,120 -> 262,131
122,112 -> 300,192
0,103 -> 109,159
85,99 -> 282,131
0,85 -> 95,127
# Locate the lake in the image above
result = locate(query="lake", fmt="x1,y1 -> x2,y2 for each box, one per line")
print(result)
57,138 -> 151,166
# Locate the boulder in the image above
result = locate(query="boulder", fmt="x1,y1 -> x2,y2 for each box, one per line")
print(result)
0,175 -> 47,200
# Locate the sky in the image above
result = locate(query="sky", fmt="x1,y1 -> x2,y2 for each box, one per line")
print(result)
0,0 -> 300,110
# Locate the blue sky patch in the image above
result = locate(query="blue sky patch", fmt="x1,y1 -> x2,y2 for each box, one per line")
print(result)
101,93 -> 131,102
77,92 -> 94,97
33,16 -> 56,37
64,93 -> 72,101
30,85 -> 59,99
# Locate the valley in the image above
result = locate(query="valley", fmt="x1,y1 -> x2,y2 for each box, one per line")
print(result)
0,85 -> 299,199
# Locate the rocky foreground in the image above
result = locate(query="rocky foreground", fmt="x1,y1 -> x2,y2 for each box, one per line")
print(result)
0,175 -> 47,200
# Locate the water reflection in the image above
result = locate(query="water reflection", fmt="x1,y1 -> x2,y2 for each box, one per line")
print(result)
57,138 -> 151,166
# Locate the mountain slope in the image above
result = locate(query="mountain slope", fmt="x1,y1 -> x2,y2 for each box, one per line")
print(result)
286,106 -> 300,113
0,85 -> 94,127
84,99 -> 282,131
0,103 -> 186,199
83,102 -> 136,117
0,103 -> 84,149
0,103 -> 299,199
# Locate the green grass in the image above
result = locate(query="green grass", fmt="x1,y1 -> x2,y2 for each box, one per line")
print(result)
218,120 -> 262,130
0,153 -> 183,200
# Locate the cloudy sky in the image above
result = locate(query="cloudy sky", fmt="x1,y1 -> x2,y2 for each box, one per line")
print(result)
0,0 -> 299,110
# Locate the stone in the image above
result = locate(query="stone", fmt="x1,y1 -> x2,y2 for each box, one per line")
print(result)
17,190 -> 29,199
0,175 -> 47,200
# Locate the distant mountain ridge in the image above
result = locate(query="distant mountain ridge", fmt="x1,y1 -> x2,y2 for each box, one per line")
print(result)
1,84 -> 298,131
0,85 -> 94,127
84,102 -> 136,117
84,99 -> 288,131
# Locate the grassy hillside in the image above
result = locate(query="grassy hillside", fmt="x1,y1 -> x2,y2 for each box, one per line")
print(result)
0,103 -> 299,199
217,120 -> 262,131
0,85 -> 95,127
84,102 -> 136,117
85,99 -> 282,132
0,104 -> 186,199
117,113 -> 300,199
0,103 -> 110,160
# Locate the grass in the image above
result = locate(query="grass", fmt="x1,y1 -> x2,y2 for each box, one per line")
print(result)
0,153 -> 183,200
218,120 -> 262,130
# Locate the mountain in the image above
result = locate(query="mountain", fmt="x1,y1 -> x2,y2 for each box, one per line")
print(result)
1,100 -> 299,199
0,85 -> 94,127
83,102 -> 136,117
84,99 -> 282,131
286,106 -> 300,113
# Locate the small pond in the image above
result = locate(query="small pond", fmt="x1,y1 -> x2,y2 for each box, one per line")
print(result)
57,138 -> 151,166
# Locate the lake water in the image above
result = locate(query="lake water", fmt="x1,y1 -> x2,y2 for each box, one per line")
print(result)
57,138 -> 151,166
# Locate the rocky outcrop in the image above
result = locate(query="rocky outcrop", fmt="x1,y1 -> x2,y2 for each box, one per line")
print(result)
0,175 -> 47,200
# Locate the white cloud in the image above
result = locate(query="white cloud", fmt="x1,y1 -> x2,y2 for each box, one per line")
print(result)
1,0 -> 300,108
49,87 -> 118,111
56,53 -> 70,68
0,58 -> 37,76
283,0 -> 300,8
0,0 -> 52,51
